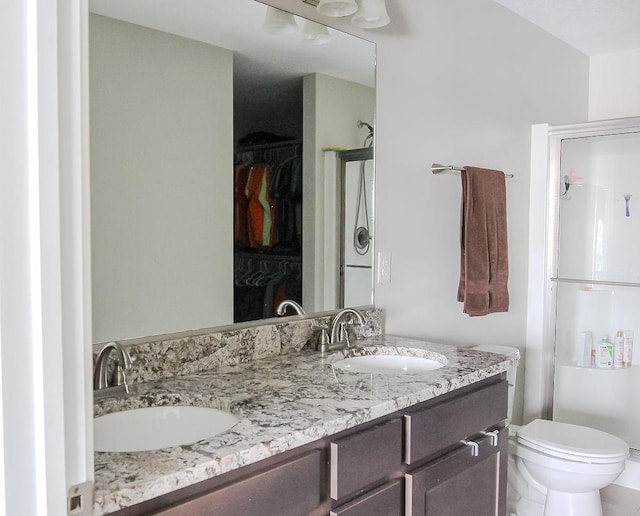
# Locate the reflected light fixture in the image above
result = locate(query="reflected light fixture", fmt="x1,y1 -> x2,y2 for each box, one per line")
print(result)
351,0 -> 390,28
316,0 -> 358,18
300,20 -> 331,44
262,6 -> 299,35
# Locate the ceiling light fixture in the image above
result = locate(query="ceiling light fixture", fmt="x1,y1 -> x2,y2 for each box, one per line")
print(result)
305,0 -> 391,29
262,7 -> 299,35
351,0 -> 390,28
300,20 -> 331,44
316,0 -> 358,18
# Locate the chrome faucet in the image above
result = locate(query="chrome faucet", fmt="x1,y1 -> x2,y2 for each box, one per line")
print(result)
329,308 -> 365,345
93,341 -> 132,391
276,299 -> 305,316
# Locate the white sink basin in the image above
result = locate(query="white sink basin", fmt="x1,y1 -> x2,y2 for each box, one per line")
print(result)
332,354 -> 445,374
94,405 -> 239,452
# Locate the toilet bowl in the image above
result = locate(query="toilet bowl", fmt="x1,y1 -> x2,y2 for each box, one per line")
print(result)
471,345 -> 629,516
512,419 -> 628,516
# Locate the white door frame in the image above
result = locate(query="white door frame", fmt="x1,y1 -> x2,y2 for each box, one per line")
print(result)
525,117 -> 640,424
0,1 -> 91,514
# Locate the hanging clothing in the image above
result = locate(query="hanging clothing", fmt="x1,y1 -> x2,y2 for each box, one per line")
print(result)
245,163 -> 277,249
233,140 -> 302,322
233,163 -> 252,247
270,155 -> 302,249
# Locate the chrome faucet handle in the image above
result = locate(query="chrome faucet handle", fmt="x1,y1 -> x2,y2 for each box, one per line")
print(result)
329,308 -> 365,344
94,341 -> 133,391
338,322 -> 350,347
317,326 -> 330,352
116,365 -> 130,394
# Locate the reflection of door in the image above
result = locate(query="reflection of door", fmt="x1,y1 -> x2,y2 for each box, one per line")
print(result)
338,148 -> 374,308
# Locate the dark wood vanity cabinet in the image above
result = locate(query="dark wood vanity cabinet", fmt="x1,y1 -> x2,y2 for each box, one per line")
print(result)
113,376 -> 507,516
403,379 -> 508,516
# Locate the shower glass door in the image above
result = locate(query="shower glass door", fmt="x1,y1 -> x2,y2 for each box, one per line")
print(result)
552,130 -> 640,450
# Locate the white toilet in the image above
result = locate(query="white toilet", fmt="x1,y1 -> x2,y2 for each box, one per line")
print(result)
472,345 -> 629,516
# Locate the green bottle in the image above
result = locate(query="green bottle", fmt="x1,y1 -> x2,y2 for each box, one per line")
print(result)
597,336 -> 613,368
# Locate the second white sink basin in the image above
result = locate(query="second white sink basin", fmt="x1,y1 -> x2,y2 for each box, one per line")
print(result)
332,354 -> 445,374
94,405 -> 239,452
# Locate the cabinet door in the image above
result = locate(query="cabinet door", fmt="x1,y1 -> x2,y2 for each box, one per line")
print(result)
154,450 -> 323,516
330,480 -> 403,516
405,430 -> 506,516
330,417 -> 403,501
404,380 -> 507,465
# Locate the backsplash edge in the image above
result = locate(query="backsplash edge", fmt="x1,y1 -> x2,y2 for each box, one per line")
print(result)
92,308 -> 384,385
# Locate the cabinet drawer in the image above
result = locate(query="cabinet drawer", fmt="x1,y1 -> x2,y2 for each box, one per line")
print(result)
405,432 -> 504,516
330,417 -> 403,501
155,450 -> 322,516
330,480 -> 403,516
404,380 -> 507,465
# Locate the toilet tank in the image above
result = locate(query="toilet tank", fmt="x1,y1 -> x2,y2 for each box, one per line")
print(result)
471,345 -> 520,424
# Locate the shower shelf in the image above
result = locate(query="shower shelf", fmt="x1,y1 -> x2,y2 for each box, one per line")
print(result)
551,277 -> 640,288
559,363 -> 638,371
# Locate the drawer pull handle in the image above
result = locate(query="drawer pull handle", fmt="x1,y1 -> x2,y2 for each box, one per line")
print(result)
481,430 -> 500,447
460,440 -> 479,457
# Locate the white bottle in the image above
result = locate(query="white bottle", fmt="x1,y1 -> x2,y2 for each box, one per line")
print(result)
623,330 -> 634,367
577,331 -> 593,367
614,331 -> 624,368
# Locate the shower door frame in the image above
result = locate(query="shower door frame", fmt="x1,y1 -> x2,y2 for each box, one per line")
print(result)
530,117 -> 640,449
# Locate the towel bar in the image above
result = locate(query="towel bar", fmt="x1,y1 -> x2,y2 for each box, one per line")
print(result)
431,163 -> 514,179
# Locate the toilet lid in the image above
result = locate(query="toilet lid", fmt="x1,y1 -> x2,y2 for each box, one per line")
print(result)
517,419 -> 628,461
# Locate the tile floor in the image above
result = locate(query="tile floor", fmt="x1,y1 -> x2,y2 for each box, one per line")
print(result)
602,485 -> 640,516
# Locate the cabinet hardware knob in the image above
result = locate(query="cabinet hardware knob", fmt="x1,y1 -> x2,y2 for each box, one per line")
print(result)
460,440 -> 479,457
481,430 -> 500,447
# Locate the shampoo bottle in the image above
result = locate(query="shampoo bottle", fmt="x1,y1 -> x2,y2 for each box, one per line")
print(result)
597,336 -> 613,368
614,331 -> 625,368
624,330 -> 634,367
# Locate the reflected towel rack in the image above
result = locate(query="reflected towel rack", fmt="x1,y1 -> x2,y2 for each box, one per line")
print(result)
431,163 -> 514,179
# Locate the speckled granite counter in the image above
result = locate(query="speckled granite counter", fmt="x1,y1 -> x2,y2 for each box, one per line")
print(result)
94,335 -> 517,514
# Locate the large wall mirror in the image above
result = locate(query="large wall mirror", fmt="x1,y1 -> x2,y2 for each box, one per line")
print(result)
89,0 -> 376,343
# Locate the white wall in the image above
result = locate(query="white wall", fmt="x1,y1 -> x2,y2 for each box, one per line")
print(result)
90,15 -> 234,342
270,0 -> 590,424
589,48 -> 640,121
302,73 -> 375,312
373,1 -> 589,426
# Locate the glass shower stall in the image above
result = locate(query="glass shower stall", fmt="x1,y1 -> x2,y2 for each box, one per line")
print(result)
537,117 -> 640,456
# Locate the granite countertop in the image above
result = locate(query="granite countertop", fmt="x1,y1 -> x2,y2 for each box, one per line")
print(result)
93,335 -> 516,514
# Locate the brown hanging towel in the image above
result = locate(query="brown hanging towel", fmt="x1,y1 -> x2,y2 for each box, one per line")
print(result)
457,166 -> 509,316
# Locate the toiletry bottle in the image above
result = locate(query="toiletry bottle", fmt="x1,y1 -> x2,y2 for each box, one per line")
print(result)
597,336 -> 613,368
577,331 -> 592,367
614,331 -> 625,368
623,330 -> 634,367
